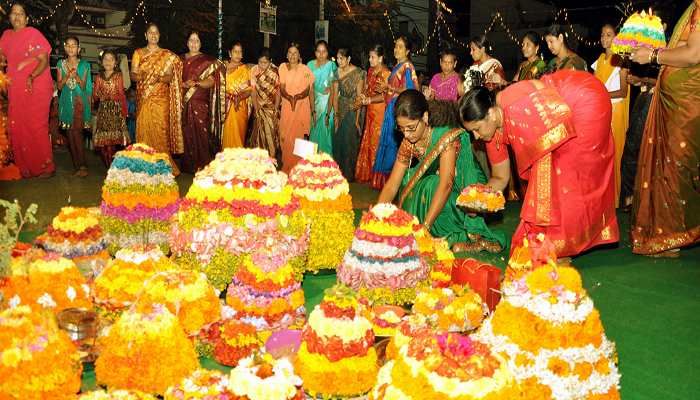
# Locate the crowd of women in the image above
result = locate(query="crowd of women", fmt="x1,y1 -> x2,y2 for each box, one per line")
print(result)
0,0 -> 697,258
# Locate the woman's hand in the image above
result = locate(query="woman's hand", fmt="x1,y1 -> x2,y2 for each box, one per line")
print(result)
630,47 -> 653,65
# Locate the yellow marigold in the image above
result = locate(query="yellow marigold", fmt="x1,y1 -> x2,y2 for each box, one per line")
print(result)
547,357 -> 571,376
301,208 -> 354,274
573,361 -> 594,380
517,378 -> 552,400
588,386 -> 621,400
525,264 -> 584,295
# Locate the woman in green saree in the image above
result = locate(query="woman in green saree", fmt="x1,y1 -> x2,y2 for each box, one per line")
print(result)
377,89 -> 505,252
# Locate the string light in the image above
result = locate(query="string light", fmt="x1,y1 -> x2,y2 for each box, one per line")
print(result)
31,0 -> 65,23
384,10 -> 396,41
561,8 -> 598,47
72,0 -> 147,39
341,0 -> 351,14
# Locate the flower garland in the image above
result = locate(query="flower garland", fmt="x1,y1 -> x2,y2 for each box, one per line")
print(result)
100,143 -> 179,254
456,184 -> 506,213
133,270 -> 221,336
289,153 -> 355,273
0,306 -> 82,400
2,254 -> 92,314
95,304 -> 199,395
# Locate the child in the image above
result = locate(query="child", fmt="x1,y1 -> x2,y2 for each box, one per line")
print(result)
57,36 -> 92,177
126,87 -> 137,144
426,49 -> 462,101
93,50 -> 130,168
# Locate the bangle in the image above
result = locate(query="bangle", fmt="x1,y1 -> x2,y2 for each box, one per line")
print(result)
651,48 -> 660,64
654,48 -> 664,65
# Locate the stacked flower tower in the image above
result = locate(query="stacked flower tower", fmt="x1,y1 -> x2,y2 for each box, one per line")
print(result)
169,148 -> 308,291
288,153 -> 355,274
100,144 -> 179,253
475,252 -> 622,399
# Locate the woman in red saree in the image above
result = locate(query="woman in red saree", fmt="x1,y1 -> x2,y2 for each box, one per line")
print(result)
628,0 -> 700,256
0,4 -> 54,178
460,70 -> 619,257
181,31 -> 224,173
131,23 -> 184,175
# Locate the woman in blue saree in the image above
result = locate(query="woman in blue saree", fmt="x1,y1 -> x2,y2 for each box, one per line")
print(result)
308,40 -> 338,155
372,36 -> 418,189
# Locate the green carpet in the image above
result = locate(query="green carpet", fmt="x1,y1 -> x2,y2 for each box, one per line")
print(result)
3,150 -> 699,399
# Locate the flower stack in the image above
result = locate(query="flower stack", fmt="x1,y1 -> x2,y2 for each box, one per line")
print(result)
412,285 -> 486,332
338,203 -> 430,305
1,253 -> 92,314
228,355 -> 304,400
100,143 -> 179,253
133,269 -> 220,336
370,332 -> 519,400
414,226 -> 454,288
0,306 -> 83,399
288,152 -> 355,274
475,263 -> 621,399
170,148 -> 308,291
79,390 -> 156,400
92,245 -> 174,321
612,10 -> 666,55
206,319 -> 262,367
95,304 -> 199,395
505,233 -> 559,282
295,285 -> 378,398
164,369 -> 233,400
456,184 -> 506,213
35,206 -> 110,279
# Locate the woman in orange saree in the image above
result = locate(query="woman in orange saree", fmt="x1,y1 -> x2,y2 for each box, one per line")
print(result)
629,0 -> 700,256
279,42 -> 314,173
131,23 -> 183,174
356,45 -> 390,184
460,70 -> 619,257
223,42 -> 250,149
593,24 -> 630,207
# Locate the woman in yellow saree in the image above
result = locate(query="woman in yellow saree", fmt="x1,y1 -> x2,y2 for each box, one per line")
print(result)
629,0 -> 700,256
594,24 -> 630,207
222,42 -> 250,148
131,23 -> 184,174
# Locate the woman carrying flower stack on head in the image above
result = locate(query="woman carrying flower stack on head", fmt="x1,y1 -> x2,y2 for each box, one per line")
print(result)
131,23 -> 184,175
223,41 -> 250,149
0,3 -> 55,178
93,50 -> 130,168
356,44 -> 390,185
628,0 -> 700,256
459,70 -> 619,257
308,40 -> 338,155
545,24 -> 588,73
333,47 -> 365,181
181,31 -> 224,173
57,36 -> 92,177
513,31 -> 547,82
594,23 -> 630,207
279,42 -> 314,173
373,36 -> 419,190
377,89 -> 505,253
249,47 -> 281,163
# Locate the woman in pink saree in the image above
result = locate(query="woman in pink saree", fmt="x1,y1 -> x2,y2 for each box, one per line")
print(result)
0,3 -> 54,178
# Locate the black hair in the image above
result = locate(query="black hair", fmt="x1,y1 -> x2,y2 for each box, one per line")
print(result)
395,35 -> 412,52
458,86 -> 496,123
145,22 -> 159,32
522,31 -> 541,48
601,23 -> 617,33
315,40 -> 329,51
187,31 -> 202,40
287,42 -> 301,52
230,41 -> 243,51
439,48 -> 458,61
469,35 -> 491,51
545,24 -> 571,49
258,47 -> 272,61
337,47 -> 352,59
100,49 -> 120,71
396,89 -> 461,128
64,36 -> 80,46
369,44 -> 385,58
10,2 -> 28,14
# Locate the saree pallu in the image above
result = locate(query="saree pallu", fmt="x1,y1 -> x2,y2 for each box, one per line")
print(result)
398,126 -> 505,247
0,73 -> 20,180
621,89 -> 653,201
58,59 -> 92,129
356,66 -> 389,184
0,27 -> 54,177
279,63 -> 314,173
181,54 -> 222,173
333,67 -> 365,181
248,65 -> 280,162
309,60 -> 338,155
496,71 -> 618,257
223,64 -> 250,148
631,3 -> 700,254
429,72 -> 460,101
517,58 -> 546,81
594,53 -> 630,206
546,54 -> 588,74
373,62 -> 418,187
134,48 -> 184,172
93,73 -> 129,147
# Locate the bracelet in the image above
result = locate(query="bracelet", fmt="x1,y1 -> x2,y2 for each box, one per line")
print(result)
653,48 -> 663,65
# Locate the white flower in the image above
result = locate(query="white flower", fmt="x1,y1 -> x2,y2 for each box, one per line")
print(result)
66,286 -> 77,301
9,295 -> 21,308
81,284 -> 91,296
37,293 -> 57,308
